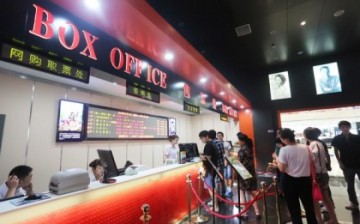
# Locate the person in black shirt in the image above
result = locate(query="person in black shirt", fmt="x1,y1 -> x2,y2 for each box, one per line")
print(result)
209,129 -> 226,197
331,120 -> 360,211
199,130 -> 220,212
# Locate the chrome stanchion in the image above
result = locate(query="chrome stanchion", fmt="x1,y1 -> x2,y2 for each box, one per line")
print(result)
272,176 -> 281,224
140,204 -> 151,224
183,174 -> 196,224
192,172 -> 209,223
261,181 -> 268,224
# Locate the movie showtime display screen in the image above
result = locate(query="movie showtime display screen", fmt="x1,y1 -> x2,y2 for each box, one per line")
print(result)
86,105 -> 168,140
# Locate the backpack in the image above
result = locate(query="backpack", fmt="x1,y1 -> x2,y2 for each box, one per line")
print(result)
316,140 -> 332,171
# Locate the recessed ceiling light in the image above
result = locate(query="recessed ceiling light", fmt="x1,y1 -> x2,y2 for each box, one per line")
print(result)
200,77 -> 207,83
240,105 -> 244,109
84,0 -> 100,10
232,99 -> 236,103
245,109 -> 250,113
297,51 -> 304,55
219,91 -> 225,96
334,9 -> 345,17
300,21 -> 306,26
164,52 -> 174,61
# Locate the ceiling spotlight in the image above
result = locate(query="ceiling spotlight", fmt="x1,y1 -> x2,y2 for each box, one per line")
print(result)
232,99 -> 236,103
297,51 -> 304,55
240,105 -> 244,109
19,75 -> 27,79
200,77 -> 207,83
334,9 -> 345,17
300,21 -> 306,26
164,52 -> 174,61
84,0 -> 100,10
219,91 -> 225,96
245,109 -> 250,113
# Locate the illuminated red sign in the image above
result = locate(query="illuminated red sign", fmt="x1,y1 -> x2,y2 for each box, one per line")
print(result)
28,4 -> 168,89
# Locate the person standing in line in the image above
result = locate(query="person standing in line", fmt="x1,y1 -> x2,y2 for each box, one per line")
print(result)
164,135 -> 179,165
199,130 -> 220,212
277,128 -> 317,224
304,127 -> 339,224
0,165 -> 34,200
217,131 -> 233,197
237,132 -> 261,218
331,120 -> 360,210
209,129 -> 226,197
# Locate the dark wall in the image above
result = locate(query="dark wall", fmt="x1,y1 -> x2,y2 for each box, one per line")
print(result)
249,51 -> 360,169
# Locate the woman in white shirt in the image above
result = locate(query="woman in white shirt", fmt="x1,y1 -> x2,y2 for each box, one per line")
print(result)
277,128 -> 317,224
304,127 -> 339,224
164,135 -> 179,165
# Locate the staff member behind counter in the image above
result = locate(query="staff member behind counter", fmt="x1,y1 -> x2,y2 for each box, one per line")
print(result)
164,135 -> 179,165
0,165 -> 34,200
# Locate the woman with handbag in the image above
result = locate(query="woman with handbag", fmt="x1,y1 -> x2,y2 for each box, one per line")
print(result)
277,128 -> 317,224
304,127 -> 339,224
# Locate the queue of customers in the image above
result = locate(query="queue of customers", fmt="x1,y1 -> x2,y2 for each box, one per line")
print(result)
269,120 -> 360,224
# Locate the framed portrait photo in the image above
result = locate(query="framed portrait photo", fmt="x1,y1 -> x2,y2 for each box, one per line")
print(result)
268,71 -> 292,100
313,62 -> 342,95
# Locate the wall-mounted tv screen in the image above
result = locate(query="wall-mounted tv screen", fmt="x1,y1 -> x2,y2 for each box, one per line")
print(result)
86,105 -> 168,140
56,100 -> 85,142
313,62 -> 342,95
168,118 -> 176,136
268,71 -> 292,100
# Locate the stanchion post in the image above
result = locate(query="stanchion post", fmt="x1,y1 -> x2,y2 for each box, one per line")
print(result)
261,181 -> 268,224
193,172 -> 209,223
186,174 -> 193,223
140,204 -> 151,224
272,176 -> 281,224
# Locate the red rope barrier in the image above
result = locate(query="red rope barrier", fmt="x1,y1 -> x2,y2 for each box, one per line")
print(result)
190,183 -> 261,219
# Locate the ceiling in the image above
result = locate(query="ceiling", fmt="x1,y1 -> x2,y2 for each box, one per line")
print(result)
48,0 -> 360,110
146,0 -> 360,93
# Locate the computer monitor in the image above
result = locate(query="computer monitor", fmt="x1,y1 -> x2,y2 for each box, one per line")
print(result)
178,143 -> 200,163
97,149 -> 119,178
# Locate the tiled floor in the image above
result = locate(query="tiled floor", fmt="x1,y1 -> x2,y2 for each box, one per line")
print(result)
185,176 -> 360,224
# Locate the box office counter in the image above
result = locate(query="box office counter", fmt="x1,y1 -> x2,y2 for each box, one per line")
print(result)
0,162 -> 203,224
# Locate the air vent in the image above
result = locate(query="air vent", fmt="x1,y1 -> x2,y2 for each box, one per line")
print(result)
235,24 -> 252,37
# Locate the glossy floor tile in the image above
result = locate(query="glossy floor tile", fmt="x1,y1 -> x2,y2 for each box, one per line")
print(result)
184,176 -> 360,224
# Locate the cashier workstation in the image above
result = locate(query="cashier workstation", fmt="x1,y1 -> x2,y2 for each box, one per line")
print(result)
0,149 -> 149,209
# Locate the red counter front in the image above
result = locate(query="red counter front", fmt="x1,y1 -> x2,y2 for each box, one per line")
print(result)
0,163 -> 204,224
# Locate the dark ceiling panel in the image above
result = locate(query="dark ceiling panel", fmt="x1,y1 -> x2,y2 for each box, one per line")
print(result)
147,0 -> 360,95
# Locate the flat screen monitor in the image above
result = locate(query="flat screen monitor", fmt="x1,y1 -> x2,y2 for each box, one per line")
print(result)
268,71 -> 292,100
179,143 -> 200,163
313,62 -> 342,95
56,99 -> 85,142
97,149 -> 119,178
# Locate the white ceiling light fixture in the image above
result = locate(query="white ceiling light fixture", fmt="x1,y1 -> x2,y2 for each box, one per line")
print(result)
200,77 -> 207,83
164,52 -> 174,61
84,0 -> 100,10
334,9 -> 345,17
219,91 -> 225,96
232,99 -> 236,104
300,21 -> 306,26
240,105 -> 244,109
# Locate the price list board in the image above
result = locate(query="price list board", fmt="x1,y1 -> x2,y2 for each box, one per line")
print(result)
86,106 -> 168,140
